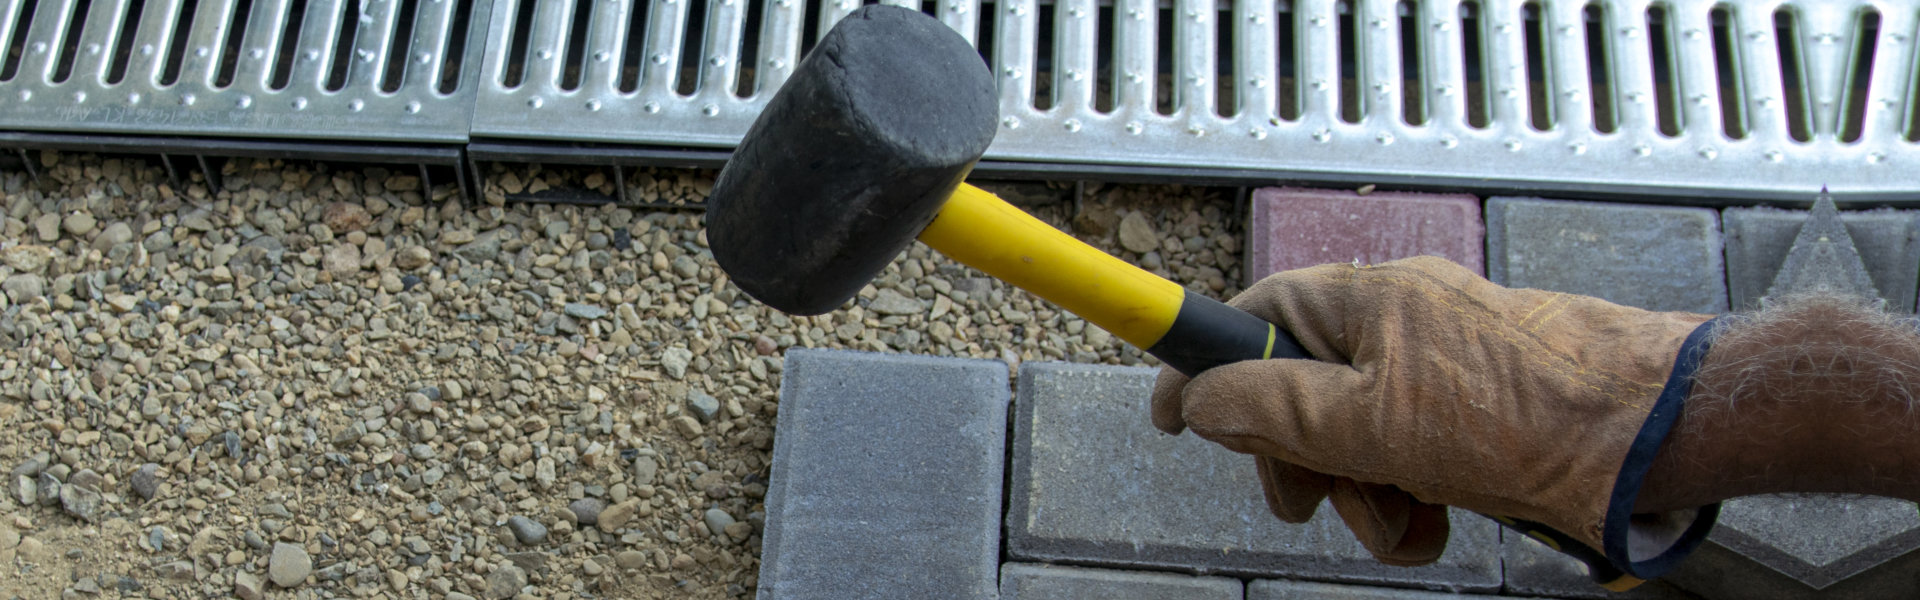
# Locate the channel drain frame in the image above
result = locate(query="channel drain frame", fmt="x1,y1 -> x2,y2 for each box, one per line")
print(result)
0,0 -> 490,142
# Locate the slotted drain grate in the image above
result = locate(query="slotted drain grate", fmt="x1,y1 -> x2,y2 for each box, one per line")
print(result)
0,0 -> 489,142
987,0 -> 1920,198
467,0 -> 1920,200
4,0 -> 1919,199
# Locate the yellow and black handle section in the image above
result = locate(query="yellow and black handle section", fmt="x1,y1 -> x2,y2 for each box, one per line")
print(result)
917,183 -> 1309,375
916,183 -> 1642,591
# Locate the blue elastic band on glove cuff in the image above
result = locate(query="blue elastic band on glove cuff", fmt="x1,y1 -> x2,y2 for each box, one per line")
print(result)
1600,316 -> 1727,580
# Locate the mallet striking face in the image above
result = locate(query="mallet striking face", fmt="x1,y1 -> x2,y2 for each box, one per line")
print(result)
707,4 -> 1305,376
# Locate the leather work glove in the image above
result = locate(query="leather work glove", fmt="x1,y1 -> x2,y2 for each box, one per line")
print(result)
1151,256 -> 1717,576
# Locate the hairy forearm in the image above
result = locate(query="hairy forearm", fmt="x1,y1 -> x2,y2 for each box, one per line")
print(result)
1634,293 -> 1920,514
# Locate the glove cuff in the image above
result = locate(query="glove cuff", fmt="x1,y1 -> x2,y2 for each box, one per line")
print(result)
1599,315 -> 1728,582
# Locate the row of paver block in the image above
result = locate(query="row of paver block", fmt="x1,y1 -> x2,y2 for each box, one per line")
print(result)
758,350 -> 1694,599
1247,188 -> 1920,314
762,349 -> 1920,600
757,188 -> 1920,600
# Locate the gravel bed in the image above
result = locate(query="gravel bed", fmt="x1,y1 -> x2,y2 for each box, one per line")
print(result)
0,153 -> 1241,599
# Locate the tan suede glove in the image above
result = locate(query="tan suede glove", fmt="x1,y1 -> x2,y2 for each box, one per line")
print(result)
1151,256 -> 1711,564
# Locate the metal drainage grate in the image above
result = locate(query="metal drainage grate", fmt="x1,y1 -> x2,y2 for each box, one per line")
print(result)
0,0 -> 490,142
5,0 -> 1920,201
467,0 -> 1920,201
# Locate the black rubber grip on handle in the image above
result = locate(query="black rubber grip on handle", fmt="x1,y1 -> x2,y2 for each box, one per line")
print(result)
1146,290 -> 1311,377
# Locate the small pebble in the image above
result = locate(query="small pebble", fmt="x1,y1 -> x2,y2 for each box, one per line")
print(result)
597,499 -> 641,532
685,391 -> 721,423
568,498 -> 607,526
504,516 -> 548,545
484,565 -> 527,599
704,508 -> 736,538
269,542 -> 312,587
233,572 -> 265,600
130,463 -> 160,499
614,550 -> 648,570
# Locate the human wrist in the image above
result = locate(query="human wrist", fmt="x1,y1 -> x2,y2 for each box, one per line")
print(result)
1634,294 -> 1920,513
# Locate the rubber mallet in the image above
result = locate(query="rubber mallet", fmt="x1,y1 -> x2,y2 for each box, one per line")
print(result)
706,4 -> 1305,375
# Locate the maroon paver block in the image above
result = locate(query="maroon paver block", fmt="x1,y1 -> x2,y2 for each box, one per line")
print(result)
1245,187 -> 1485,284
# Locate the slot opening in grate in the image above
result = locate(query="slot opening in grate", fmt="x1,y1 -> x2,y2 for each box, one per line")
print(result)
50,0 -> 92,84
1908,10 -> 1920,142
1035,0 -> 1055,110
1336,0 -> 1359,123
501,0 -> 536,88
561,0 -> 592,91
106,0 -> 147,84
1094,1 -> 1113,112
1709,3 -> 1744,138
675,0 -> 704,95
1155,4 -> 1174,115
1215,0 -> 1234,117
437,0 -> 474,93
1458,0 -> 1488,127
1275,0 -> 1299,121
1773,6 -> 1810,141
324,0 -> 361,91
380,0 -> 421,92
735,0 -> 767,97
1646,3 -> 1680,136
1521,0 -> 1550,130
159,0 -> 200,86
2,0 -> 39,83
1838,7 -> 1878,143
618,0 -> 651,92
800,0 -> 823,56
214,0 -> 255,88
268,0 -> 306,90
1398,0 -> 1423,125
1582,3 -> 1616,133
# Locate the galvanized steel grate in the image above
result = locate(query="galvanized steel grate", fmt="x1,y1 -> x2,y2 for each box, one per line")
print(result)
6,0 -> 1920,198
0,0 -> 489,142
464,0 -> 1920,199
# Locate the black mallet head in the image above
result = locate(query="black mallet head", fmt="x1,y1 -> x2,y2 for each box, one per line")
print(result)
706,5 -> 998,315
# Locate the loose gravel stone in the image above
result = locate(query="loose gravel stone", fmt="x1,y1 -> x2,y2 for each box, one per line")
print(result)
407,393 -> 433,414
395,246 -> 433,270
269,543 -> 312,587
598,499 -> 641,532
686,391 -> 721,423
130,463 -> 159,499
564,303 -> 608,320
505,516 -> 548,545
63,212 -> 95,236
33,213 -> 61,241
632,456 -> 658,485
323,202 -> 372,232
59,483 -> 102,522
35,474 -> 61,507
869,289 -> 924,315
672,416 -> 705,438
569,498 -> 607,526
661,347 -> 693,379
1118,211 -> 1160,253
485,565 -> 528,599
704,508 -> 736,538
13,475 -> 34,506
233,572 -> 265,600
615,550 -> 648,570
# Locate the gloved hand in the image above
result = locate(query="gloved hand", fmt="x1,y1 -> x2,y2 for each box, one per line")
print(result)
1150,256 -> 1711,564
